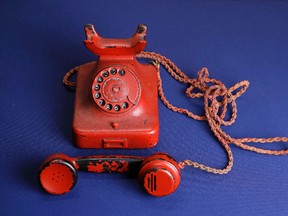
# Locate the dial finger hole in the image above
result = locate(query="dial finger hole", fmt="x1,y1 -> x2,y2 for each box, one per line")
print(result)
122,102 -> 128,109
110,68 -> 117,75
114,105 -> 120,111
97,76 -> 103,83
105,104 -> 112,110
98,99 -> 105,106
94,92 -> 101,99
102,70 -> 109,77
118,69 -> 125,76
94,84 -> 100,91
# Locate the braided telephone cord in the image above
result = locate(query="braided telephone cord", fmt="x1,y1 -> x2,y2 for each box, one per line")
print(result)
63,51 -> 288,175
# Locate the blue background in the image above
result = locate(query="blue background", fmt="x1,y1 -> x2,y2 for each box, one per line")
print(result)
1,0 -> 288,215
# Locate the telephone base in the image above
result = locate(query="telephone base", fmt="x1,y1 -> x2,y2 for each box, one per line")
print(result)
72,61 -> 159,149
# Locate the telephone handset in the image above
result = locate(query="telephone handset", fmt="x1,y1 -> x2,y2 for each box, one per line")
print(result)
73,24 -> 159,149
38,153 -> 181,197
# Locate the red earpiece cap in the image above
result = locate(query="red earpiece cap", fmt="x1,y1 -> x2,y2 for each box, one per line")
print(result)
139,153 -> 181,196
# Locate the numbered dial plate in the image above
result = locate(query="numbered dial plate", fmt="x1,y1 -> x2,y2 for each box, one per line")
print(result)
92,66 -> 141,113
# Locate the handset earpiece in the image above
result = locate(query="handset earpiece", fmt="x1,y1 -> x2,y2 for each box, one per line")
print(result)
39,154 -> 78,195
38,153 -> 181,196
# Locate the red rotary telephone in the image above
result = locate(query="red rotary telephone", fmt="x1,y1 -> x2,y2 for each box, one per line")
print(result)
39,23 -> 288,197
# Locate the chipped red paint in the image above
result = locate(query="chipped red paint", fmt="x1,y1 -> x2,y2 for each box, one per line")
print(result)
74,155 -> 144,173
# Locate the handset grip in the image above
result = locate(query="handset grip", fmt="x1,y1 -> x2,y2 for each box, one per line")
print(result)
74,155 -> 145,173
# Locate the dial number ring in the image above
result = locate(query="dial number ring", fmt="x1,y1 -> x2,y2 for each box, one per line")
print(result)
91,66 -> 140,114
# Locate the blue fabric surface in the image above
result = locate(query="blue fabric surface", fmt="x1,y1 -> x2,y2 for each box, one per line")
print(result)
1,1 -> 288,215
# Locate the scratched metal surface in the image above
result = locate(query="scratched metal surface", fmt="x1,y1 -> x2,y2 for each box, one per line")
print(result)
1,1 -> 288,215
